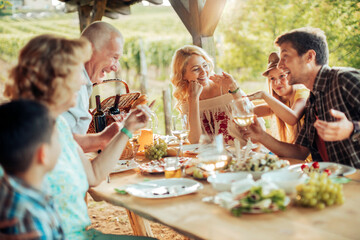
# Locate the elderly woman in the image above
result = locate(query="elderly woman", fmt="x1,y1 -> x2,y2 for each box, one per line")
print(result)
170,45 -> 247,145
5,34 -> 153,239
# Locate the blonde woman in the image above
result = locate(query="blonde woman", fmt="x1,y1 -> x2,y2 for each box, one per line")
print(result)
5,34 -> 153,239
171,45 -> 246,145
248,52 -> 310,143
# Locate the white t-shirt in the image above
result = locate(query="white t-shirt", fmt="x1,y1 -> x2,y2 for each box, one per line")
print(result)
62,67 -> 93,135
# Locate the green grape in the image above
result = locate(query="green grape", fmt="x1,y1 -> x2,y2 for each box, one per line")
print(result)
144,138 -> 168,160
296,172 -> 344,209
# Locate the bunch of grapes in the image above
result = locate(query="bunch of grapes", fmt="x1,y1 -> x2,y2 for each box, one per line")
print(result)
296,172 -> 344,210
144,138 -> 168,160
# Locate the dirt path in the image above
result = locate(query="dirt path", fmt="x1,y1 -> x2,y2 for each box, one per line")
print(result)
87,195 -> 188,240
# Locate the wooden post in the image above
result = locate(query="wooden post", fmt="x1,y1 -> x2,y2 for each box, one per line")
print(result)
78,4 -> 92,32
126,210 -> 154,237
163,88 -> 172,135
139,38 -> 148,94
91,0 -> 107,22
169,0 -> 227,65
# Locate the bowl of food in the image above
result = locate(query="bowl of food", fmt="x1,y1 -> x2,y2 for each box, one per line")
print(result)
207,172 -> 253,192
227,153 -> 289,180
261,171 -> 308,194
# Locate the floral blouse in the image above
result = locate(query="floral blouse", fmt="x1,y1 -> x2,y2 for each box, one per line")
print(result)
43,116 -> 90,240
181,94 -> 235,145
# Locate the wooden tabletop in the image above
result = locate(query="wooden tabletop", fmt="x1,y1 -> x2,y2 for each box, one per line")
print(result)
88,159 -> 360,240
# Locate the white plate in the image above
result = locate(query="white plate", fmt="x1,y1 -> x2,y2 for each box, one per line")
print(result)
286,162 -> 356,176
125,178 -> 203,199
112,160 -> 138,173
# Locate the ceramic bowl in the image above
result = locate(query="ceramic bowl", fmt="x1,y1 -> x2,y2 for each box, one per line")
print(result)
207,172 -> 253,192
261,171 -> 308,194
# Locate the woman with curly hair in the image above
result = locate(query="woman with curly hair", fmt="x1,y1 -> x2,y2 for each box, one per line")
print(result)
5,34 -> 153,239
170,45 -> 247,145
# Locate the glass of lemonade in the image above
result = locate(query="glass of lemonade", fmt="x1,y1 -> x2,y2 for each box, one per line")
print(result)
231,97 -> 255,128
164,157 -> 182,178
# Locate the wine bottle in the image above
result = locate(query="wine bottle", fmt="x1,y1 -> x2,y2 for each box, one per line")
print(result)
94,95 -> 106,133
109,94 -> 120,115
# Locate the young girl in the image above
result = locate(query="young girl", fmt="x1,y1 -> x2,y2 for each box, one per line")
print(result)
170,45 -> 245,145
248,52 -> 310,143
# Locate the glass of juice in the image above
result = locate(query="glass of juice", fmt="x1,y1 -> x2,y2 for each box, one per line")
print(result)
164,157 -> 182,178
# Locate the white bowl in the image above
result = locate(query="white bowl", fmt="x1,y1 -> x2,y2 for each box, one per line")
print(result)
207,172 -> 253,192
261,171 -> 308,194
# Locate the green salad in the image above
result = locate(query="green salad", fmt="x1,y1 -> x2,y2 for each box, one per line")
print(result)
231,186 -> 289,216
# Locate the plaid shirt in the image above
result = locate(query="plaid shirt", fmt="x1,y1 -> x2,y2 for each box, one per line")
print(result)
296,65 -> 360,168
0,165 -> 64,239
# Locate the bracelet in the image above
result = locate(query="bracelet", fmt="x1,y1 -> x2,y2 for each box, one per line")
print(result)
229,87 -> 240,94
121,127 -> 133,139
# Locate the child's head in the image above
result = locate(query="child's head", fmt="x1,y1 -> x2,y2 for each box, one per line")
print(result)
0,100 -> 59,175
262,52 -> 292,98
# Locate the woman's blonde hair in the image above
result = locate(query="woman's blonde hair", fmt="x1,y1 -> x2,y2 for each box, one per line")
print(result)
5,34 -> 92,109
170,45 -> 214,110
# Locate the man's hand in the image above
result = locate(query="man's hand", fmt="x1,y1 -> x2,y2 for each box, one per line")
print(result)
314,109 -> 354,141
234,116 -> 265,143
123,105 -> 151,133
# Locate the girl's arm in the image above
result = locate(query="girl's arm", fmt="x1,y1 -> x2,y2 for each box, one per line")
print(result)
248,91 -> 307,126
187,81 -> 203,144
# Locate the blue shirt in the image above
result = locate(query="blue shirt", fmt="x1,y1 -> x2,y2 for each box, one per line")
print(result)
0,165 -> 64,239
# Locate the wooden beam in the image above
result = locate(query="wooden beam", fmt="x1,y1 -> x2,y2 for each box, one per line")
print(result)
91,0 -> 107,22
189,0 -> 201,46
78,4 -> 92,32
200,0 -> 226,36
169,0 -> 192,36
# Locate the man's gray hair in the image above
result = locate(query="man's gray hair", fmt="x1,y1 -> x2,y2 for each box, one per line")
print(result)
81,21 -> 123,51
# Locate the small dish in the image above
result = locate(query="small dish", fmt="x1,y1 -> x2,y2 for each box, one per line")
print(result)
125,178 -> 203,199
207,172 -> 253,192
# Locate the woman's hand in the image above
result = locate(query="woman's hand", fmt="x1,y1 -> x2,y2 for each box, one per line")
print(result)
123,105 -> 151,132
210,72 -> 237,91
247,91 -> 265,101
188,80 -> 203,100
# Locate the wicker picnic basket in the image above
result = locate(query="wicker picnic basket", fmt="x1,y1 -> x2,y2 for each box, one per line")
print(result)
87,79 -> 142,159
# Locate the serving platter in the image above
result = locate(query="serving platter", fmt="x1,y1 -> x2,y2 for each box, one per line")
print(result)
287,162 -> 356,177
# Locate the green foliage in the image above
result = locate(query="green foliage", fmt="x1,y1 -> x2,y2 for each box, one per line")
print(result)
218,0 -> 360,81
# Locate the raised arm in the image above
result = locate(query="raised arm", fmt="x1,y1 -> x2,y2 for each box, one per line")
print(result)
187,81 -> 203,144
210,72 -> 245,100
248,91 -> 307,126
79,106 -> 151,187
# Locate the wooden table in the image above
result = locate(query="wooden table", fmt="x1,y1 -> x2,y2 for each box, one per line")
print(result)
88,159 -> 360,240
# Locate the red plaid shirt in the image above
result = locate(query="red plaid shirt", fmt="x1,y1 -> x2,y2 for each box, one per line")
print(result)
296,65 -> 360,168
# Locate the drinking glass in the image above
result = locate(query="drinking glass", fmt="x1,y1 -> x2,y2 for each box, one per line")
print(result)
171,114 -> 189,157
231,97 -> 255,128
164,157 -> 182,178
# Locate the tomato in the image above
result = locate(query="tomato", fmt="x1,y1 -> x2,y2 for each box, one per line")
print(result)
301,164 -> 309,170
324,169 -> 331,176
312,162 -> 320,169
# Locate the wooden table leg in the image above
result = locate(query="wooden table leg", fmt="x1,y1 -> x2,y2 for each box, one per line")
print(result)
126,209 -> 154,237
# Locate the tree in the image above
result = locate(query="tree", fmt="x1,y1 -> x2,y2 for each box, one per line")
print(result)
218,0 -> 360,81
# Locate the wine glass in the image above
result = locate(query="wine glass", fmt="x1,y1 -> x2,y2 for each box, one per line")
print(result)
231,97 -> 255,129
171,114 -> 189,157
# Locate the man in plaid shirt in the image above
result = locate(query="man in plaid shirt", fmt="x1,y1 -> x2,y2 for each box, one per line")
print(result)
239,27 -> 360,168
0,100 -> 64,239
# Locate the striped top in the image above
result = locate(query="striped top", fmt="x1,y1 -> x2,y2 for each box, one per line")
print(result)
0,165 -> 64,239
